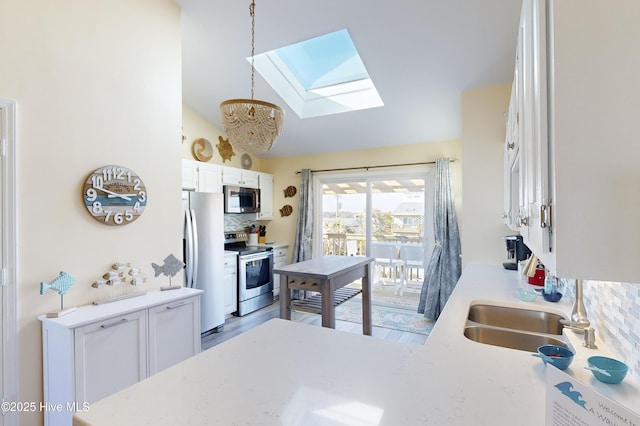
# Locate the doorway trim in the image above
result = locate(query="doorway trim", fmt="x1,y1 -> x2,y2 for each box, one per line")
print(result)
0,98 -> 18,425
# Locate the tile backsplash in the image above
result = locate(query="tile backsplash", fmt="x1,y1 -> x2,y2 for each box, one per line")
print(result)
559,278 -> 640,383
223,214 -> 259,233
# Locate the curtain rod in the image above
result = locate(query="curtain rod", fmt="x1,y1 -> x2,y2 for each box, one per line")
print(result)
294,159 -> 456,174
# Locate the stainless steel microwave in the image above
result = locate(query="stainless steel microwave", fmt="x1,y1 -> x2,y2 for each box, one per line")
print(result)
223,185 -> 261,214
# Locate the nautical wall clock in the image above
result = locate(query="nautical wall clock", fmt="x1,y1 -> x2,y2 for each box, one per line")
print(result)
82,165 -> 147,226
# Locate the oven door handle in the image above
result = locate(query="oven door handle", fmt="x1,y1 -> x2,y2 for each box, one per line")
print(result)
239,252 -> 273,262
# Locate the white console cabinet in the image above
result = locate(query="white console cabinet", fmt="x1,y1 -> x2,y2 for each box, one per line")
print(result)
40,288 -> 202,426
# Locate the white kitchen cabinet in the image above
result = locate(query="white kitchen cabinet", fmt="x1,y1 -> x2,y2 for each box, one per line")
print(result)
148,296 -> 201,374
221,166 -> 259,188
271,245 -> 289,298
223,252 -> 238,315
182,159 -> 223,193
40,288 -> 202,426
509,0 -> 640,283
257,172 -> 274,220
517,0 -> 550,253
503,78 -> 520,231
182,159 -> 199,191
198,162 -> 223,193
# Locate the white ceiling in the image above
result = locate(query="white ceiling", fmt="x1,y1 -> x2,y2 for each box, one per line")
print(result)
176,0 -> 521,158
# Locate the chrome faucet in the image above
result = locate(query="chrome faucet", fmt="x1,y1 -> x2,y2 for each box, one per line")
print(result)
560,279 -> 591,333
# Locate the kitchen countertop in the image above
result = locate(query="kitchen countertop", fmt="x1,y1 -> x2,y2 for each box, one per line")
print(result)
73,263 -> 639,425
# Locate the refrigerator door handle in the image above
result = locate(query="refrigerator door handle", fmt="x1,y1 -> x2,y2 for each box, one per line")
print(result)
190,208 -> 199,288
184,209 -> 194,287
184,208 -> 199,288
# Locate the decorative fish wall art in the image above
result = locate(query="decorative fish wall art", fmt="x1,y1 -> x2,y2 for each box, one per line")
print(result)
280,204 -> 293,217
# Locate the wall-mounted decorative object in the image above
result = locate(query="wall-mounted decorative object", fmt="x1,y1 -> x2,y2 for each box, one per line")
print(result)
192,137 -> 214,162
216,135 -> 235,162
39,271 -> 76,317
241,153 -> 252,169
280,204 -> 293,217
284,185 -> 297,197
152,254 -> 185,291
82,165 -> 147,226
219,0 -> 284,155
92,262 -> 147,305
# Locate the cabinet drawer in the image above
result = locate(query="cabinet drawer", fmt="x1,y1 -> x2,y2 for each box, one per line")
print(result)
73,310 -> 147,405
273,248 -> 287,258
148,297 -> 200,374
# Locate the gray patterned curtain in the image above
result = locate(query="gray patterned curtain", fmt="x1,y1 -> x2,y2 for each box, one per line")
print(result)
418,158 -> 461,320
291,169 -> 313,298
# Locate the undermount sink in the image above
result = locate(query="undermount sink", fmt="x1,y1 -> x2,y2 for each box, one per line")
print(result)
463,326 -> 568,352
464,303 -> 569,352
468,304 -> 565,335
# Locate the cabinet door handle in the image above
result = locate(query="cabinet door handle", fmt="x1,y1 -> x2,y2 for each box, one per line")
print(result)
100,318 -> 128,329
520,216 -> 529,226
507,142 -> 515,150
166,301 -> 186,310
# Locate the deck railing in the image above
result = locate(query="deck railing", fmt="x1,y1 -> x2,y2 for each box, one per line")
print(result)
322,234 -> 425,283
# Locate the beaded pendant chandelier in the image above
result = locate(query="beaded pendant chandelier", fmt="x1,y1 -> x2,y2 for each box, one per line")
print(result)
220,0 -> 284,155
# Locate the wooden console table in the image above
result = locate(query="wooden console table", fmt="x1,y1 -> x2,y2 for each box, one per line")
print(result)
276,255 -> 374,335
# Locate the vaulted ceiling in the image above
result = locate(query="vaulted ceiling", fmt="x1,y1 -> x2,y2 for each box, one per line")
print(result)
175,0 -> 521,158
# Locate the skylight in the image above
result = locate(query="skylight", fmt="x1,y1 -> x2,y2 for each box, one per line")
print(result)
251,29 -> 383,119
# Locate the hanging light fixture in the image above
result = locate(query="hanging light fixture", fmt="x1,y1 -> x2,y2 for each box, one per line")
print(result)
220,0 -> 284,155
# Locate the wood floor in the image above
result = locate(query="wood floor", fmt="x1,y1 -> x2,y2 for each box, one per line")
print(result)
201,299 -> 429,351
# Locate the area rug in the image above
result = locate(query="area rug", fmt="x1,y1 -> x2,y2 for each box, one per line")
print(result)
335,301 -> 435,336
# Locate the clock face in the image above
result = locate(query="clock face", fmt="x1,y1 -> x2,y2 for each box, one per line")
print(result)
83,165 -> 147,226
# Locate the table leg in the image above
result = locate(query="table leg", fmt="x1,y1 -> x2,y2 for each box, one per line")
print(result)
321,279 -> 336,329
362,263 -> 373,335
279,274 -> 291,320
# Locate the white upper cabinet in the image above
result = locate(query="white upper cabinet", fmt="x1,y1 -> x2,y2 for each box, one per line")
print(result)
198,163 -> 223,193
257,172 -> 274,220
511,0 -> 640,283
182,159 -> 199,191
221,166 -> 259,188
182,160 -> 223,193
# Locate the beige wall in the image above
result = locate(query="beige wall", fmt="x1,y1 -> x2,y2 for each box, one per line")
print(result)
461,83 -> 512,266
260,141 -> 463,254
0,0 -> 182,423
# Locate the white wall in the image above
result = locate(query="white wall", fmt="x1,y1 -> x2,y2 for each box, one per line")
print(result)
461,84 -> 512,267
0,0 -> 182,423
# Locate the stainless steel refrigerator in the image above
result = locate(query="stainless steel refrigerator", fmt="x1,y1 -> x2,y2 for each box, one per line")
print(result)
183,191 -> 225,333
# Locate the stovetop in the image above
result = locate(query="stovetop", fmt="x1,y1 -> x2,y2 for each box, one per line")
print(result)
224,231 -> 272,256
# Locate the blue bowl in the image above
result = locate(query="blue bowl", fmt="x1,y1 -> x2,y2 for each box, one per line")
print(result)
536,345 -> 574,370
587,356 -> 628,384
542,291 -> 563,302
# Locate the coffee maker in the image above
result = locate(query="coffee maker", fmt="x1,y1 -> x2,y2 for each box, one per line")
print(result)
503,235 -> 532,270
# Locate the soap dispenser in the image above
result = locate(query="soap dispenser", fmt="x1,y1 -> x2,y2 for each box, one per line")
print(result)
544,274 -> 557,295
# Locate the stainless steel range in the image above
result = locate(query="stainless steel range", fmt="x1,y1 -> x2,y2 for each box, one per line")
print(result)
224,232 -> 274,316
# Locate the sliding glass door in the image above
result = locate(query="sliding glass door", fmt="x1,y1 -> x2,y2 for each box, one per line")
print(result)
314,167 -> 433,310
